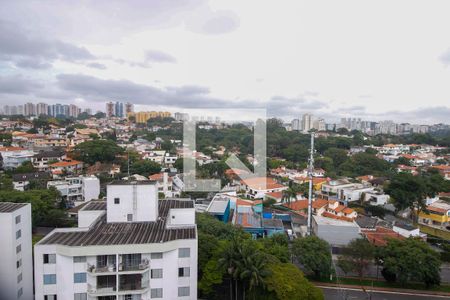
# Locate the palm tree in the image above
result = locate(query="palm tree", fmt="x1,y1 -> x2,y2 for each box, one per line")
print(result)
218,239 -> 240,300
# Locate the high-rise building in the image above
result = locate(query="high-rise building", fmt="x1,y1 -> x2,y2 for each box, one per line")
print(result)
24,103 -> 36,116
84,108 -> 92,115
34,181 -> 198,300
125,102 -> 134,116
291,119 -> 301,131
17,105 -> 24,116
301,113 -> 313,133
106,102 -> 115,118
69,104 -> 79,118
174,112 -> 189,122
36,103 -> 49,116
115,102 -> 124,118
0,202 -> 33,300
48,104 -> 69,117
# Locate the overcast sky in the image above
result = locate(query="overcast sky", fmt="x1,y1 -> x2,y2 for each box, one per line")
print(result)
1,0 -> 450,124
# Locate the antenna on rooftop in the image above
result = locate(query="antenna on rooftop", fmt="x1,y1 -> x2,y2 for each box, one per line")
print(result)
127,149 -> 130,179
307,132 -> 315,235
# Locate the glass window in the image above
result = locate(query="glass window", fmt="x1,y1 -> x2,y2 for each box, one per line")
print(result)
16,259 -> 22,269
74,293 -> 87,300
178,267 -> 190,277
151,288 -> 163,298
17,273 -> 22,283
73,256 -> 86,263
16,229 -> 21,239
44,295 -> 57,300
114,197 -> 120,204
151,268 -> 163,279
44,254 -> 56,264
16,244 -> 21,254
17,287 -> 23,298
151,252 -> 163,259
15,215 -> 21,224
127,214 -> 133,221
178,248 -> 190,258
74,272 -> 87,283
178,286 -> 190,297
43,274 -> 56,285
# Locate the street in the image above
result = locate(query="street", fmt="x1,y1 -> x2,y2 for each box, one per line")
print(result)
321,286 -> 449,300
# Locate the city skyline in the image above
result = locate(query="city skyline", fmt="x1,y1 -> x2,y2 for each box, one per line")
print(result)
1,1 -> 450,124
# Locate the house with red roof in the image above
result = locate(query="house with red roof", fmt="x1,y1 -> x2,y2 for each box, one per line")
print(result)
240,177 -> 287,199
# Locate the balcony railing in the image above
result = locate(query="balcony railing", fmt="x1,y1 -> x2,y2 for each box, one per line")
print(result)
118,259 -> 149,272
87,283 -> 117,295
87,263 -> 116,273
119,282 -> 149,292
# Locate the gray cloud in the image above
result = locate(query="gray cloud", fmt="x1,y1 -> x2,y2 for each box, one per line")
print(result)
0,20 -> 95,69
0,75 -> 43,94
86,62 -> 107,70
145,50 -> 177,63
0,1 -> 240,44
14,58 -> 52,70
439,49 -> 450,65
185,9 -> 240,35
266,96 -> 329,117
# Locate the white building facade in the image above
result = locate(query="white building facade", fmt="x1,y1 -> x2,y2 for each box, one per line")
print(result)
47,176 -> 100,207
0,203 -> 33,300
35,181 -> 197,300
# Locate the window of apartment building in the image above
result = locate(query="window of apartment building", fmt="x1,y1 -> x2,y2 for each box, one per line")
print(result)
17,273 -> 22,283
150,288 -> 163,298
44,254 -> 56,264
178,248 -> 190,258
44,295 -> 57,300
16,259 -> 22,268
43,274 -> 56,285
74,293 -> 87,300
16,229 -> 21,239
127,214 -> 133,222
74,272 -> 87,283
16,244 -> 21,254
151,252 -> 163,259
17,287 -> 23,298
114,197 -> 120,204
151,268 -> 163,279
178,267 -> 190,277
178,286 -> 190,297
15,215 -> 21,224
73,256 -> 86,263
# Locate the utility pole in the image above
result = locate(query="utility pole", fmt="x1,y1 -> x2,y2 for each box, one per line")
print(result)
307,132 -> 315,235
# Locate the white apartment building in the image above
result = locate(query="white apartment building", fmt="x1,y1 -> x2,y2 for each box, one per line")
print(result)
34,181 -> 198,300
47,176 -> 100,207
0,203 -> 33,300
0,147 -> 35,169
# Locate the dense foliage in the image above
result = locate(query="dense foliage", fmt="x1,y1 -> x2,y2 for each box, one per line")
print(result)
377,238 -> 441,287
72,140 -> 124,165
196,213 -> 323,299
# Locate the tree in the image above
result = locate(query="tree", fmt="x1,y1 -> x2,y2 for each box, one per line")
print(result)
377,238 -> 441,287
94,112 -> 106,119
260,233 -> 290,263
0,189 -> 67,228
385,173 -> 429,219
292,236 -> 332,279
264,263 -> 324,300
72,140 -> 124,165
339,152 -> 392,177
324,148 -> 348,169
129,160 -> 161,177
337,238 -> 375,280
13,161 -> 36,174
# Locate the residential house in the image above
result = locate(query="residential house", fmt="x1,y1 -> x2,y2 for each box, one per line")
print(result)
312,215 -> 361,248
0,147 -> 35,169
12,172 -> 51,191
31,149 -> 66,171
49,159 -> 83,176
240,177 -> 287,199
47,176 -> 100,207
